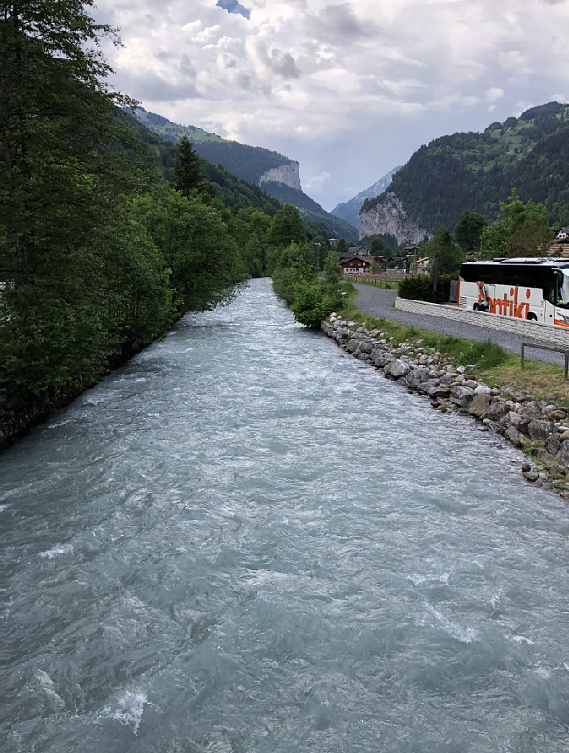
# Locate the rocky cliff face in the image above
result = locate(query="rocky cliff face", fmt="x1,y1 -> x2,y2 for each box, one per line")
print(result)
359,192 -> 431,245
259,162 -> 301,191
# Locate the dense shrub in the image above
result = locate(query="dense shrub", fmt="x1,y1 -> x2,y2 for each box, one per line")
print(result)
398,273 -> 458,303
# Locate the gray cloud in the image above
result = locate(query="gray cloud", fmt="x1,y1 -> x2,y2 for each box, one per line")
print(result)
270,48 -> 301,79
305,3 -> 380,44
121,71 -> 200,102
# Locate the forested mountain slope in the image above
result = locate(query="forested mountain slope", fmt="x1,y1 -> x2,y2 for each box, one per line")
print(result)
361,102 -> 569,235
132,107 -> 297,186
121,112 -> 282,215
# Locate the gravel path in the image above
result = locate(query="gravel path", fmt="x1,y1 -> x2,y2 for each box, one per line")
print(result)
352,283 -> 566,367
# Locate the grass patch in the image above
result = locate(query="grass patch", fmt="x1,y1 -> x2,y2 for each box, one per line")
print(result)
338,296 -> 569,404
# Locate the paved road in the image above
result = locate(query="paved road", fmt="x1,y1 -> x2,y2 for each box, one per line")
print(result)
352,283 -> 566,367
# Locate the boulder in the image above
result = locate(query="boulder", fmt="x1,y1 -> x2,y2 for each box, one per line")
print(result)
473,385 -> 492,396
359,341 -> 373,354
426,383 -> 451,399
469,394 -> 491,417
549,409 -> 567,421
481,400 -> 510,421
345,337 -> 360,353
557,440 -> 569,467
546,433 -> 561,457
504,426 -> 523,446
527,419 -> 554,442
449,385 -> 474,407
389,359 -> 411,379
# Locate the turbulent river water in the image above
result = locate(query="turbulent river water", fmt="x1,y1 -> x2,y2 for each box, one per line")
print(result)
3,278 -> 569,752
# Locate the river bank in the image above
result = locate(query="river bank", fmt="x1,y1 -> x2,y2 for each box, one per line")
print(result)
322,315 -> 569,494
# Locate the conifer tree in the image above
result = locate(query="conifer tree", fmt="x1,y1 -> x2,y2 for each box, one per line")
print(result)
174,136 -> 203,197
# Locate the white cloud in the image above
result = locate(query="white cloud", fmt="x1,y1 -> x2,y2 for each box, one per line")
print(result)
94,0 -> 569,208
304,171 -> 331,190
486,87 -> 504,102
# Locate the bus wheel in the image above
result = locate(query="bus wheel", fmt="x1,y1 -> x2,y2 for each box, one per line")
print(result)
473,303 -> 479,311
527,313 -> 537,321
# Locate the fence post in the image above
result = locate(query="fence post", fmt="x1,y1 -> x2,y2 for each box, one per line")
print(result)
521,343 -> 525,370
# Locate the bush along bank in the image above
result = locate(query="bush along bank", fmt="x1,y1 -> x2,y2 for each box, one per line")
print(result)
321,314 -> 569,496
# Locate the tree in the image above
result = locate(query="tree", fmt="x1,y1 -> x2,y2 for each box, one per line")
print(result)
267,203 -> 305,248
426,226 -> 463,274
479,189 -> 553,258
454,209 -> 487,252
370,236 -> 386,255
0,0 -> 134,394
174,136 -> 203,197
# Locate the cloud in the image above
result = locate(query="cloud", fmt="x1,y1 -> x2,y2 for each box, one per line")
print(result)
304,170 -> 331,190
93,0 -> 569,208
305,3 -> 380,44
486,87 -> 504,102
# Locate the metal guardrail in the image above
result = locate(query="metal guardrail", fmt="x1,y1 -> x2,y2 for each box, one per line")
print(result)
521,342 -> 569,380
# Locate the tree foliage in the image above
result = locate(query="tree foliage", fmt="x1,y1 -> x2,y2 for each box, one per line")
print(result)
479,190 -> 553,258
0,0 -> 261,398
173,136 -> 203,197
454,210 -> 487,252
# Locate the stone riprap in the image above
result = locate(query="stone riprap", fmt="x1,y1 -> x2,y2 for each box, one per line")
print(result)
395,297 -> 569,348
322,316 -> 569,494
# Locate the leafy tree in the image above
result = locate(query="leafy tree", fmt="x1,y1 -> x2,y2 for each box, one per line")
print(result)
0,0 -> 133,394
370,236 -> 387,254
479,189 -> 553,258
174,136 -> 203,197
454,209 -> 487,252
268,203 -> 305,248
425,226 -> 463,274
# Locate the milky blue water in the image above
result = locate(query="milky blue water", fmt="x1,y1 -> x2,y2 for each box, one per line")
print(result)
3,278 -> 569,752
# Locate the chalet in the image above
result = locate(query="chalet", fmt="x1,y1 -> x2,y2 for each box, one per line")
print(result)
340,254 -> 373,274
556,227 -> 569,241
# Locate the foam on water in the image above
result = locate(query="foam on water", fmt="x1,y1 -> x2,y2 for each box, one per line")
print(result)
39,544 -> 74,559
102,690 -> 148,734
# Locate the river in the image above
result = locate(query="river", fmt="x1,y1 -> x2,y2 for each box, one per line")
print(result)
2,278 -> 569,752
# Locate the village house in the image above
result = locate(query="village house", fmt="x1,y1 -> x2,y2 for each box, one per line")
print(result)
340,254 -> 374,274
547,228 -> 569,259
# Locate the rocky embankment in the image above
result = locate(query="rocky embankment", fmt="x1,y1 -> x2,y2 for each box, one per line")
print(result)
322,316 -> 569,494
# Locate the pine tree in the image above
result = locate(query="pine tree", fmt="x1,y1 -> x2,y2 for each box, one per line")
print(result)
174,136 -> 203,197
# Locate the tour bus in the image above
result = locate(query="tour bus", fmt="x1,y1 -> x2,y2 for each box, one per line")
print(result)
458,258 -> 569,328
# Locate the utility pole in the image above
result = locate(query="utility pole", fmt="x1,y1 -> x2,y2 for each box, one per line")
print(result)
315,243 -> 321,271
432,250 -> 439,303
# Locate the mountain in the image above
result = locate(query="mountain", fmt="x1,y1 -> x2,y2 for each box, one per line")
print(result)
359,102 -> 569,244
121,111 -> 282,216
132,106 -> 358,241
261,182 -> 358,241
330,166 -> 402,229
132,107 -> 299,188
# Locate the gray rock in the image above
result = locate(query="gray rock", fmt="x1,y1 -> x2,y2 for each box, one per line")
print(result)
359,341 -> 373,354
504,426 -> 523,446
482,401 -> 510,421
449,385 -> 474,407
426,383 -> 451,399
469,394 -> 491,417
345,338 -> 360,353
527,419 -> 554,442
546,433 -> 561,456
557,441 -> 569,467
473,385 -> 492,396
389,359 -> 411,379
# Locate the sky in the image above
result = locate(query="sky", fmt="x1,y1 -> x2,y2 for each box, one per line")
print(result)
94,0 -> 569,211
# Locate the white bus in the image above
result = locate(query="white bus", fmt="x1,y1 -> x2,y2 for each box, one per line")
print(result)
458,258 -> 569,328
